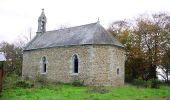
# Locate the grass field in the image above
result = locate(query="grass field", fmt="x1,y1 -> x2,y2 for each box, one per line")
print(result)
1,75 -> 170,100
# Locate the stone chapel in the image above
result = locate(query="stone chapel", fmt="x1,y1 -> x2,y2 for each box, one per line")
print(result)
22,9 -> 125,86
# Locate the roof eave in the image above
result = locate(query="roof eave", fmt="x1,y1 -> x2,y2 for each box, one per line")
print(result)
23,44 -> 125,52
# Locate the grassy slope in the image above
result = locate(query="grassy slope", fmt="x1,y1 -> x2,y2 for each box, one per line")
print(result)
1,83 -> 170,100
1,75 -> 170,100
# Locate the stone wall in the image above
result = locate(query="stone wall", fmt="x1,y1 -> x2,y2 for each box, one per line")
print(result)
22,45 -> 125,86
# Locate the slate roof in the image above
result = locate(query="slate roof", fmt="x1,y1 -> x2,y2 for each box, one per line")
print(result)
0,52 -> 6,61
24,22 -> 124,51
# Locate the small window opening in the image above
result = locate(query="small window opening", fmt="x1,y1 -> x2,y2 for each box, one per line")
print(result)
117,68 -> 119,75
73,55 -> 78,73
42,56 -> 47,73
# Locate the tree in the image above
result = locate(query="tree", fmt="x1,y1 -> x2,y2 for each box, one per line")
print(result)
108,12 -> 170,82
158,32 -> 170,82
0,42 -> 23,75
108,20 -> 131,49
158,49 -> 170,82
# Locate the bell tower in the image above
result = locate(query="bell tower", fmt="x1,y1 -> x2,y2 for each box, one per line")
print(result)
37,9 -> 47,33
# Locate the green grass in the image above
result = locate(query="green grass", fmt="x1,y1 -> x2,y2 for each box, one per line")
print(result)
1,75 -> 170,100
1,84 -> 170,100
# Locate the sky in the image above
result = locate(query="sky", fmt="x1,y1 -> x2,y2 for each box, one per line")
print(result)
0,0 -> 170,43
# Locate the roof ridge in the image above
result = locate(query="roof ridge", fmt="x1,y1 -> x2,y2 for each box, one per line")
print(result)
46,22 -> 98,33
92,23 -> 100,44
99,24 -> 124,47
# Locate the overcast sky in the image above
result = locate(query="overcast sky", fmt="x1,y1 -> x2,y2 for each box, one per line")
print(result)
0,0 -> 170,43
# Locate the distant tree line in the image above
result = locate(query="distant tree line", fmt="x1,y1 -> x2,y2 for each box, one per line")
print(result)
108,12 -> 170,83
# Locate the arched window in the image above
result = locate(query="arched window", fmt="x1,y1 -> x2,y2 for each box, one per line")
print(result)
41,56 -> 47,73
73,55 -> 79,73
117,68 -> 119,75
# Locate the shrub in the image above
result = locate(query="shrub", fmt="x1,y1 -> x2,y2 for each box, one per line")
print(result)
3,73 -> 19,89
132,78 -> 161,88
87,86 -> 109,94
72,80 -> 84,86
15,80 -> 34,88
132,79 -> 151,88
35,74 -> 48,85
150,79 -> 161,89
45,83 -> 63,91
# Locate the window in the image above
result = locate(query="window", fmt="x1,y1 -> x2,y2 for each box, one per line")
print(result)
117,68 -> 119,75
73,55 -> 79,73
41,56 -> 47,74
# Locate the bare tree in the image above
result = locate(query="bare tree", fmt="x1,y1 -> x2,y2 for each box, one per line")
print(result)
15,27 -> 35,49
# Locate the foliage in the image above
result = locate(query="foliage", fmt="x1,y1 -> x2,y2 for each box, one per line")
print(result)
72,80 -> 84,87
2,75 -> 169,99
0,42 -> 23,76
132,78 -> 161,89
108,12 -> 170,82
132,79 -> 151,88
1,83 -> 170,100
33,74 -> 48,87
159,49 -> 170,82
108,20 -> 130,45
2,73 -> 19,90
15,80 -> 34,88
150,79 -> 161,89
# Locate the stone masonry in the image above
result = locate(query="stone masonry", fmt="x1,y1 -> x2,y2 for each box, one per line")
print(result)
22,45 -> 125,86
